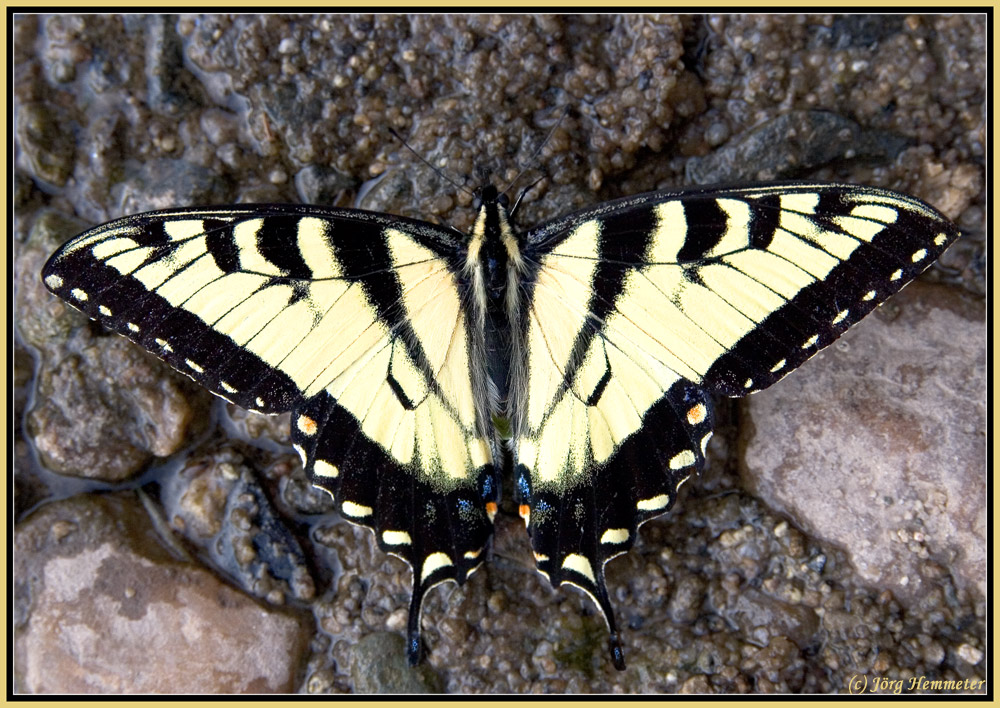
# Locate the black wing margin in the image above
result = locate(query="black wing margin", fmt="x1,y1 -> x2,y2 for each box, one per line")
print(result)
41,207 -> 309,414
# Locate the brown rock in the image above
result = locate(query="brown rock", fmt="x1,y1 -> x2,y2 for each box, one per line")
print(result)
29,335 -> 204,481
14,494 -> 311,694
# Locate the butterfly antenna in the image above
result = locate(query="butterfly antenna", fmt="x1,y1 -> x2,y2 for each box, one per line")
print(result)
499,105 -> 570,199
509,174 -> 546,220
388,127 -> 475,199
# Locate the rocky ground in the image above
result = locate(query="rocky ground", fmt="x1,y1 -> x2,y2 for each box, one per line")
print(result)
13,13 -> 986,694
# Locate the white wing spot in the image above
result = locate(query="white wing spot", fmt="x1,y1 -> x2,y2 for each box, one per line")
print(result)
862,290 -> 877,301
220,381 -> 237,394
70,288 -> 88,302
313,459 -> 339,478
296,415 -> 318,436
382,530 -> 412,546
743,378 -> 753,389
802,334 -> 819,349
464,547 -> 482,560
934,233 -> 947,246
185,359 -> 204,374
255,397 -> 265,408
420,552 -> 453,583
45,274 -> 64,289
127,322 -> 140,333
700,432 -> 713,455
890,269 -> 903,281
561,553 -> 596,583
637,494 -> 669,511
770,358 -> 786,373
154,338 -> 173,353
686,403 -> 707,425
832,309 -> 850,325
341,500 -> 373,518
533,551 -> 549,563
292,444 -> 307,465
98,304 -> 112,316
600,528 -> 629,545
911,248 -> 928,263
669,450 -> 696,470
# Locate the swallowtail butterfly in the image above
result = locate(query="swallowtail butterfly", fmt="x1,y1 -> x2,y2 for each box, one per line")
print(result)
41,181 -> 958,669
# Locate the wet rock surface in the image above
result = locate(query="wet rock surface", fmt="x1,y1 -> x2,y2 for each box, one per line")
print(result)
14,13 -> 985,694
162,444 -> 317,605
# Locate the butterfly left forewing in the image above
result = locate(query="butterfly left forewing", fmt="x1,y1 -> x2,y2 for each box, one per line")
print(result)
43,205 -> 500,665
515,183 -> 958,668
41,208 -> 310,413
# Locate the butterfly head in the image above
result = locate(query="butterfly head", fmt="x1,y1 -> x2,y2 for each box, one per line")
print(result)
473,183 -> 510,211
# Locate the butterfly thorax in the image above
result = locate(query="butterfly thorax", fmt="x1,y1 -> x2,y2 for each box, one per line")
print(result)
475,189 -> 511,301
466,185 -> 525,422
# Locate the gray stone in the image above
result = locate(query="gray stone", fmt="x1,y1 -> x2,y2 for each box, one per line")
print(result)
742,283 -> 986,606
351,632 -> 440,693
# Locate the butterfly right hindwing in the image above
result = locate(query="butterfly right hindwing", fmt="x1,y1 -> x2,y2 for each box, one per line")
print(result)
511,183 -> 959,667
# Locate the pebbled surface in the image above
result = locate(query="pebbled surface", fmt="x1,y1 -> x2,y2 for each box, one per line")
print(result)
14,13 -> 985,694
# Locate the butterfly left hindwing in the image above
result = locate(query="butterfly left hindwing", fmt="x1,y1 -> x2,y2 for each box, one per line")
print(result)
41,204 -> 502,664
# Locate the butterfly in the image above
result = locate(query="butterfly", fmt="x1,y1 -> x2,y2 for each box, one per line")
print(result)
41,180 -> 958,669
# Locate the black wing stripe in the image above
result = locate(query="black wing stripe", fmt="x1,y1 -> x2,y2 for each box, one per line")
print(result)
533,257 -> 717,386
527,276 -> 675,429
677,197 -> 730,261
